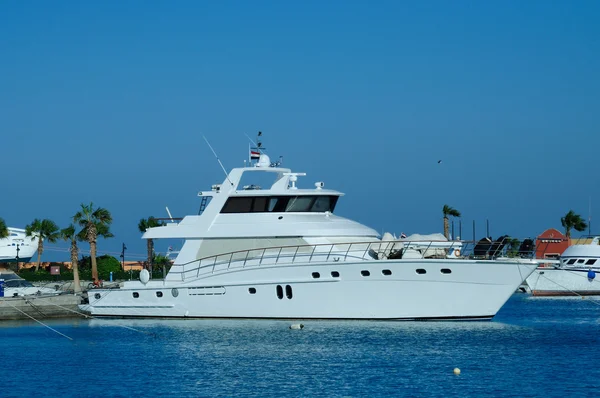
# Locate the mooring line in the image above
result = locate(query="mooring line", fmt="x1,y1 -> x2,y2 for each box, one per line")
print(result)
34,295 -> 160,338
538,272 -> 600,307
6,301 -> 74,341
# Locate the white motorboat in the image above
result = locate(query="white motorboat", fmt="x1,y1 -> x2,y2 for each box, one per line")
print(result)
526,237 -> 600,296
81,140 -> 539,320
0,228 -> 38,263
0,272 -> 59,297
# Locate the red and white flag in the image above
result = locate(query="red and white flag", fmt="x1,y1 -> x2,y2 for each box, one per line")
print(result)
250,149 -> 261,160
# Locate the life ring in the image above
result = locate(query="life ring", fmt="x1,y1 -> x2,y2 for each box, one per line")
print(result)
454,249 -> 461,257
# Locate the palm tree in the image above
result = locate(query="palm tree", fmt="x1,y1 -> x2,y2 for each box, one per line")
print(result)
73,203 -> 113,281
61,224 -> 82,294
561,210 -> 587,239
0,217 -> 8,239
138,217 -> 166,276
442,205 -> 461,240
25,218 -> 60,271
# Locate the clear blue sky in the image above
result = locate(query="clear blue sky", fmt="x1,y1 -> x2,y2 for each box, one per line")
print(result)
1,1 -> 598,261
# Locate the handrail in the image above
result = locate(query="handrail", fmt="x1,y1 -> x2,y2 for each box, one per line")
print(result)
170,238 -> 538,279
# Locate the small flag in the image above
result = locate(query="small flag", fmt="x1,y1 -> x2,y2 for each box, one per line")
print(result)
250,149 -> 261,160
400,232 -> 407,239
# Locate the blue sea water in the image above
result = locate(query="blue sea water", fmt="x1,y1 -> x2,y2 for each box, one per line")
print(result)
2,294 -> 600,397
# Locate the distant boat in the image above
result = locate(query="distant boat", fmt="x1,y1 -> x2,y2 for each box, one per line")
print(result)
0,271 -> 58,297
526,237 -> 600,296
0,228 -> 38,263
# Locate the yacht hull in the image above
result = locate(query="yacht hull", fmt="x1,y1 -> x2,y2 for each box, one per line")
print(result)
81,259 -> 537,320
526,268 -> 600,296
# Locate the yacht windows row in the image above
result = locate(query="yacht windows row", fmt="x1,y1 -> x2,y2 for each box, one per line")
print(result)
565,258 -> 597,266
221,195 -> 339,214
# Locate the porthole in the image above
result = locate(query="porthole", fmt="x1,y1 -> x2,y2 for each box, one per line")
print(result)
285,285 -> 293,299
441,269 -> 452,274
276,285 -> 283,299
94,293 -> 101,300
331,271 -> 340,278
361,270 -> 370,277
249,287 -> 256,294
416,269 -> 426,274
312,272 -> 320,279
382,269 -> 392,276
172,288 -> 179,297
133,292 -> 139,298
156,291 -> 163,297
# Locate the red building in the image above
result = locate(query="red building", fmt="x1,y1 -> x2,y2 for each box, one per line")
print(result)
535,228 -> 569,259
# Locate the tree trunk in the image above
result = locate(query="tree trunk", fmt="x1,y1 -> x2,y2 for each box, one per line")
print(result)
91,241 -> 98,281
566,228 -> 571,239
35,239 -> 43,272
147,239 -> 153,277
71,242 -> 81,294
443,217 -> 449,239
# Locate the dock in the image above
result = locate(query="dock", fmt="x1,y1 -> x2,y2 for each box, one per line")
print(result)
0,294 -> 86,321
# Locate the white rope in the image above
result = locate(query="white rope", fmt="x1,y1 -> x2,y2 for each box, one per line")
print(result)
537,272 -> 600,307
5,301 -> 73,340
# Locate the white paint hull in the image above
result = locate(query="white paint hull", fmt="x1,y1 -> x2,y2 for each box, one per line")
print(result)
81,259 -> 538,320
0,228 -> 37,262
526,268 -> 600,296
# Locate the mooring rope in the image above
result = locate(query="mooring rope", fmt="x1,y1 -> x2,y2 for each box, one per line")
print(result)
33,294 -> 160,337
537,271 -> 600,307
5,300 -> 74,341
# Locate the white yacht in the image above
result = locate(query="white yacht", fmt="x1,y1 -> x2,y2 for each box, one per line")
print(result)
0,228 -> 38,263
0,272 -> 58,297
81,144 -> 540,320
526,237 -> 600,296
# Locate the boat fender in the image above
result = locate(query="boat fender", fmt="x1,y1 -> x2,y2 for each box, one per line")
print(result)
289,323 -> 304,330
588,270 -> 596,281
140,269 -> 150,285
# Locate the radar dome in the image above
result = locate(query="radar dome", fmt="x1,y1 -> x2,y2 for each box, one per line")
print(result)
140,269 -> 150,284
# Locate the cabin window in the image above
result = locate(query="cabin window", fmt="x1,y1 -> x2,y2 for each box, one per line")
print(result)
382,269 -> 392,276
586,259 -> 597,266
249,287 -> 257,294
276,285 -> 283,299
361,270 -> 370,276
156,291 -> 163,298
331,271 -> 340,277
312,272 -> 320,279
252,197 -> 268,212
577,259 -> 585,264
286,196 -> 315,212
133,292 -> 139,298
416,269 -> 426,274
221,195 -> 339,213
285,285 -> 293,299
567,259 -> 577,265
94,293 -> 101,300
221,197 -> 254,213
441,268 -> 452,274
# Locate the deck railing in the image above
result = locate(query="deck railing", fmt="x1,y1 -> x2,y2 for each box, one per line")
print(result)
168,239 -> 536,281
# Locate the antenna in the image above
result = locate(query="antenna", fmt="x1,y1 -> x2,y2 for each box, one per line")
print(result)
589,196 -> 592,235
203,136 -> 234,186
165,206 -> 174,222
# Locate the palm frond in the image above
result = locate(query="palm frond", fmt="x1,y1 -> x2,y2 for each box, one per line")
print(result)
0,217 -> 9,239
